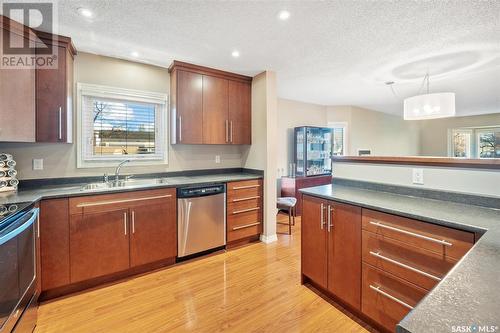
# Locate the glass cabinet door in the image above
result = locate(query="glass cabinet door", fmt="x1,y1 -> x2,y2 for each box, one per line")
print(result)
295,127 -> 305,176
305,127 -> 332,176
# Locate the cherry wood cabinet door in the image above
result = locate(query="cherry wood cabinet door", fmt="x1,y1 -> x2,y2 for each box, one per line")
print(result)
40,199 -> 70,291
176,70 -> 203,144
0,24 -> 35,142
327,201 -> 362,310
228,80 -> 251,144
301,195 -> 328,289
70,209 -> 130,283
130,198 -> 177,267
36,45 -> 67,142
202,75 -> 229,144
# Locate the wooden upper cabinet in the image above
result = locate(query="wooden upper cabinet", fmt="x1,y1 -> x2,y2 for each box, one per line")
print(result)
203,75 -> 229,144
0,16 -> 36,142
35,33 -> 76,143
169,61 -> 252,145
228,80 -> 251,144
173,69 -> 203,144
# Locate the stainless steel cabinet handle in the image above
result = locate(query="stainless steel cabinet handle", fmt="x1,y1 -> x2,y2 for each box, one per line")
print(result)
131,211 -> 135,234
232,184 -> 260,190
225,119 -> 229,142
369,251 -> 442,281
327,205 -> 333,232
232,207 -> 260,214
230,121 -> 233,143
320,203 -> 324,230
58,107 -> 62,140
124,212 -> 127,235
369,221 -> 452,246
37,214 -> 40,238
179,116 -> 182,142
232,196 -> 260,202
232,222 -> 260,231
76,194 -> 173,208
369,285 -> 414,310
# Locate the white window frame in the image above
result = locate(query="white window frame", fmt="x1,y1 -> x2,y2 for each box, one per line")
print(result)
328,121 -> 348,156
76,83 -> 169,168
476,127 -> 499,159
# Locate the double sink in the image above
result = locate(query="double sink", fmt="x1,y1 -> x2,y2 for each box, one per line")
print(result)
81,178 -> 171,191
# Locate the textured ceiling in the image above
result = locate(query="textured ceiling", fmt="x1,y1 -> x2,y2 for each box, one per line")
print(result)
45,1 -> 500,116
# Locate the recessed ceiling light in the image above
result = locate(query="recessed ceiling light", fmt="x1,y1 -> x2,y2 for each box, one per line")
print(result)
131,51 -> 139,57
231,50 -> 240,58
77,8 -> 93,18
278,10 -> 290,21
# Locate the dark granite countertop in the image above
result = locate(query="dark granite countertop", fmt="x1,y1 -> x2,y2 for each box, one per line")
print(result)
300,184 -> 500,333
0,172 -> 262,205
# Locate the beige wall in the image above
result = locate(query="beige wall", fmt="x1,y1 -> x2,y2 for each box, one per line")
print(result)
277,99 -> 327,176
0,53 -> 245,179
242,71 -> 278,241
419,113 -> 500,156
327,106 -> 420,156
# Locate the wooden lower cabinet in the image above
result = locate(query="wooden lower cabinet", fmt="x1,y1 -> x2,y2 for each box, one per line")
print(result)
301,195 -> 361,310
40,189 -> 176,296
40,198 -> 70,291
301,195 -> 328,289
130,200 -> 176,267
226,179 -> 263,245
301,194 -> 476,332
70,209 -> 130,283
362,263 -> 427,332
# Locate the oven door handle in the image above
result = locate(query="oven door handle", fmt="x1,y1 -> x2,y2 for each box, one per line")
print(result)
0,208 -> 39,245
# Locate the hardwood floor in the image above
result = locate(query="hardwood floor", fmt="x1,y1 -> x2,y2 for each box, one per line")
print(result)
36,216 -> 372,333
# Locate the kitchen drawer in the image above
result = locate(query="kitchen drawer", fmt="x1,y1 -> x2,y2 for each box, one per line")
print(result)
228,208 -> 261,228
227,179 -> 262,199
362,263 -> 427,333
227,197 -> 261,213
227,221 -> 262,242
362,209 -> 474,260
362,231 -> 456,290
69,188 -> 176,215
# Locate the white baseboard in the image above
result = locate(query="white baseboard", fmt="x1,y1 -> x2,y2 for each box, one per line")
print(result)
260,234 -> 278,244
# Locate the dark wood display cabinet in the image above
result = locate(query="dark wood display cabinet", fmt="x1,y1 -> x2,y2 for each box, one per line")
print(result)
281,175 -> 332,215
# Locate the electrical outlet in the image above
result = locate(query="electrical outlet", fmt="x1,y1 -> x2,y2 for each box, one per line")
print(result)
412,168 -> 424,185
215,155 -> 221,164
33,158 -> 44,170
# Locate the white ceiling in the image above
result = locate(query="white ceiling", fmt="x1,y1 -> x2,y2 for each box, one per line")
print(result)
42,1 -> 500,116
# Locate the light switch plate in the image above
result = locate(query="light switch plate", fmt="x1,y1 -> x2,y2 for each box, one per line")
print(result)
215,155 -> 221,164
412,168 -> 424,185
33,158 -> 43,170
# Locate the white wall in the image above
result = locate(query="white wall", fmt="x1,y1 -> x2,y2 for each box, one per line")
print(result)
333,162 -> 500,197
0,53 -> 246,179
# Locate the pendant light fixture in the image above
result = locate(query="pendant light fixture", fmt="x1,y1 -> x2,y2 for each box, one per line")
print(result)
403,74 -> 455,120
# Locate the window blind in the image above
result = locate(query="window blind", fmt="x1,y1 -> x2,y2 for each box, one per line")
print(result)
81,95 -> 164,161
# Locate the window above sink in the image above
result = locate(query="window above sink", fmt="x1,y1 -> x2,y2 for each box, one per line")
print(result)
76,83 -> 168,168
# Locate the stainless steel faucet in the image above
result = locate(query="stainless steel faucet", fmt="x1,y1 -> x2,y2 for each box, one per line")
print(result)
115,160 -> 131,182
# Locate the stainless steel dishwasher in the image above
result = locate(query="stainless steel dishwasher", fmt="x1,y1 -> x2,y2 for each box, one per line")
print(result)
177,184 -> 226,258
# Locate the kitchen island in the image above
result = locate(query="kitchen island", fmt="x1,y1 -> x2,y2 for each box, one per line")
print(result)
300,181 -> 499,333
